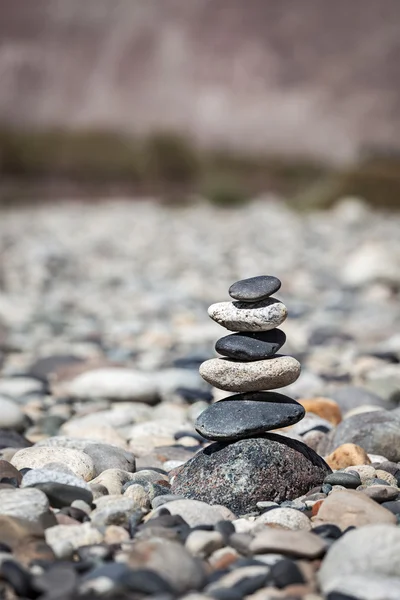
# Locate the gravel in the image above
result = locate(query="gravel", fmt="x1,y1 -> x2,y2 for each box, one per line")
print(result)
0,196 -> 400,598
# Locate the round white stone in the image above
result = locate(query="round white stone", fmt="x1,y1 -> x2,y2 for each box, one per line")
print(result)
11,446 -> 95,481
0,395 -> 25,430
67,368 -> 158,403
208,298 -> 287,332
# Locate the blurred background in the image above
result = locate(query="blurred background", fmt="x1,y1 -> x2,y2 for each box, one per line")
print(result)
1,0 -> 400,206
0,0 -> 399,407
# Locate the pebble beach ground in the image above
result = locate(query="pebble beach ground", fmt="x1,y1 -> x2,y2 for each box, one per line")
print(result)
1,196 -> 400,599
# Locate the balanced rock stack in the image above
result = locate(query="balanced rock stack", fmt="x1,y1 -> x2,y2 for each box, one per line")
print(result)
172,276 -> 331,514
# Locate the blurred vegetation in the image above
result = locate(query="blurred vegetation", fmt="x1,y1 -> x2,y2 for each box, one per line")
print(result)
290,155 -> 400,210
0,126 -> 399,208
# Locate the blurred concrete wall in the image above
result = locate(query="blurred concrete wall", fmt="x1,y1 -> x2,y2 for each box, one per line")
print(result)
0,0 -> 399,164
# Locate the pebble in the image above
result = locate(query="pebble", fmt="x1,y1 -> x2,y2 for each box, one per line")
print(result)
0,396 -> 25,431
288,413 -> 333,436
205,564 -> 270,596
298,397 -> 342,426
199,356 -> 301,392
229,275 -> 282,302
343,464 -> 376,482
171,435 -> 330,514
250,529 -> 327,559
89,468 -> 135,495
195,392 -> 305,441
324,443 -> 371,470
0,429 -> 32,450
123,484 -> 152,509
0,487 -> 50,524
318,524 -> 400,594
325,411 -> 400,462
375,469 -> 398,487
215,329 -> 286,361
11,446 -> 95,481
80,443 -> 135,477
185,530 -> 224,557
208,299 -> 287,332
151,499 -> 235,527
60,421 -> 127,448
45,523 -> 103,558
124,538 -> 206,594
329,386 -> 395,413
67,368 -> 159,404
360,485 -> 399,503
323,472 -> 361,489
91,495 -> 140,529
0,460 -> 22,485
323,574 -> 400,600
256,507 -> 312,531
312,489 -> 397,529
21,466 -> 89,490
0,377 -> 44,399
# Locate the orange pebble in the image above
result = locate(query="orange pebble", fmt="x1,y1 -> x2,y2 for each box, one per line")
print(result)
299,397 -> 342,425
324,443 -> 371,470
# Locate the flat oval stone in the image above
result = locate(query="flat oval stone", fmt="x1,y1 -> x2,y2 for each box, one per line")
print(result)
195,392 -> 305,441
199,356 -> 301,392
215,330 -> 286,361
229,276 -> 281,302
324,472 -> 361,489
208,299 -> 287,332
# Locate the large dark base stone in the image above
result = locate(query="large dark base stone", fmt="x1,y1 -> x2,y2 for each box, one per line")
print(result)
171,434 -> 331,515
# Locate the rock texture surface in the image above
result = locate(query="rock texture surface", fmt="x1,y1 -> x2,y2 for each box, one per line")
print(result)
208,299 -> 287,332
171,434 -> 331,514
195,393 -> 305,441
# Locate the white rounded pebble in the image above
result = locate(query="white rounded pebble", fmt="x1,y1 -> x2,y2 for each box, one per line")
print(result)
67,368 -> 159,403
208,298 -> 287,332
185,530 -> 224,558
0,487 -> 49,523
0,395 -> 25,430
256,508 -> 312,531
11,446 -> 95,481
199,356 -> 301,392
45,523 -> 103,558
319,524 -> 400,593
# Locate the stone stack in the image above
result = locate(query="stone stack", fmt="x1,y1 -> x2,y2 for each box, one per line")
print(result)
171,276 -> 331,514
197,276 -> 303,440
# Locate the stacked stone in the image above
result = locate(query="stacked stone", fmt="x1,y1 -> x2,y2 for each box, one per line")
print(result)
195,275 -> 305,441
172,276 -> 330,514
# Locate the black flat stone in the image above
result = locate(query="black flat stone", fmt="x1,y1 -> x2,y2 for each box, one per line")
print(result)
30,482 -> 93,508
215,329 -> 286,361
229,276 -> 281,302
195,392 -> 305,441
323,472 -> 361,489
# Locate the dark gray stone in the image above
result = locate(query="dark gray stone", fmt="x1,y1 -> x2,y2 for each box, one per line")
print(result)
31,482 -> 93,508
324,411 -> 400,462
324,472 -> 361,489
215,330 -> 286,361
28,354 -> 83,382
328,386 -> 395,412
195,393 -> 305,441
171,434 -> 331,514
83,443 -> 135,477
0,429 -> 32,450
229,276 -> 281,302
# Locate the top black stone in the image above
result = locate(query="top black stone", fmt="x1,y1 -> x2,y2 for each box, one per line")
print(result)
229,276 -> 281,302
